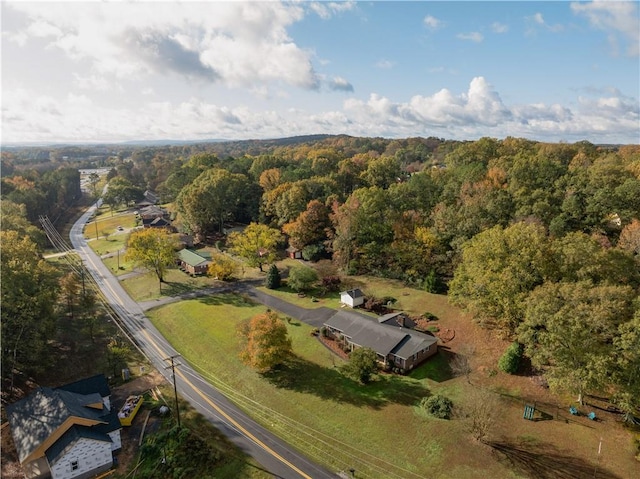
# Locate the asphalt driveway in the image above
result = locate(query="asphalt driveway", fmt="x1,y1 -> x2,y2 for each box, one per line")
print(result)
139,282 -> 338,328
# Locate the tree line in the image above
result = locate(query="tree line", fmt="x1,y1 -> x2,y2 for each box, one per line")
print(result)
2,135 -> 639,416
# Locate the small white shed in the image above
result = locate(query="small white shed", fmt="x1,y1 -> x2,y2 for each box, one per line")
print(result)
340,288 -> 365,308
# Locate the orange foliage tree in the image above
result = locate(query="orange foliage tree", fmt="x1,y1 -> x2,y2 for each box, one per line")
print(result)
238,311 -> 292,372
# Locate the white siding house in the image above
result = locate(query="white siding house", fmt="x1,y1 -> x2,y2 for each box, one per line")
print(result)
6,375 -> 122,479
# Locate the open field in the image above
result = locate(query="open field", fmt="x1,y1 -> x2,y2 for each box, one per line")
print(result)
146,288 -> 639,479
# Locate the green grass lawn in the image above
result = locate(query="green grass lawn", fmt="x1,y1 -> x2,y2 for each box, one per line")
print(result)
146,294 -> 515,478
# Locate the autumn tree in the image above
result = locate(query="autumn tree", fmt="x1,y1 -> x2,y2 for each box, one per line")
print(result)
449,222 -> 550,335
227,223 -> 283,272
360,155 -> 402,189
207,253 -> 239,281
618,218 -> 640,256
518,281 -> 635,405
0,200 -> 46,247
125,228 -> 179,291
612,310 -> 640,422
330,187 -> 394,274
176,168 -> 251,237
1,231 -> 58,387
238,311 -> 292,372
60,272 -> 81,318
282,199 -> 331,250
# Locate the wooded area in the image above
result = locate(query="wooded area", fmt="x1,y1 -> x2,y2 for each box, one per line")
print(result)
2,134 -> 639,418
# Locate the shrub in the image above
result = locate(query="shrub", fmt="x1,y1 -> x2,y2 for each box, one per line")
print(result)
287,264 -> 319,292
423,269 -> 438,293
420,394 -> 453,419
342,347 -> 378,384
264,264 -> 281,289
422,312 -> 439,322
498,342 -> 523,374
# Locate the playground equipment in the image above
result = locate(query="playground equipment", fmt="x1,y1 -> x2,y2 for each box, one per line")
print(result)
588,412 -> 597,421
569,406 -> 578,415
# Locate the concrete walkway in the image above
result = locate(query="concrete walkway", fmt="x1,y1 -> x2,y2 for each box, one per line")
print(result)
139,281 -> 338,328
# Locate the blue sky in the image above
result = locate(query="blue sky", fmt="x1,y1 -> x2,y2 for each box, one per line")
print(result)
2,1 -> 638,145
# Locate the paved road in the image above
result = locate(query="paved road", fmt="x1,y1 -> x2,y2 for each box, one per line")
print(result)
70,202 -> 337,479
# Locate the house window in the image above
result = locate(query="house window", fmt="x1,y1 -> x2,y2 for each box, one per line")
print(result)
71,460 -> 79,471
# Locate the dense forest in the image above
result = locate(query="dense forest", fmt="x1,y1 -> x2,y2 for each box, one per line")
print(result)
2,135 -> 639,418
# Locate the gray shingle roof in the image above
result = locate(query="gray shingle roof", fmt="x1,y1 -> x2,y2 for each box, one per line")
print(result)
56,374 -> 110,398
341,288 -> 364,299
325,310 -> 437,359
6,379 -> 120,464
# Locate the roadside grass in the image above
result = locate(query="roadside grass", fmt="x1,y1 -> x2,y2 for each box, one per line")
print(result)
83,210 -> 137,242
146,294 -> 515,478
123,384 -> 270,479
120,268 -> 225,302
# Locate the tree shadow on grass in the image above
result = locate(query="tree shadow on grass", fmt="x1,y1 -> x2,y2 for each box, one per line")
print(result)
161,280 -> 198,297
488,439 -> 622,479
198,293 -> 256,308
262,356 -> 429,409
409,350 -> 454,382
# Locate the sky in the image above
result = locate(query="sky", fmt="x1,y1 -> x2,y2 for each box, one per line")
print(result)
1,0 -> 639,145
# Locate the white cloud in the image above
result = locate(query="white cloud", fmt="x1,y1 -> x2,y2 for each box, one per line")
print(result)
309,1 -> 356,20
2,79 -> 638,144
571,0 -> 640,56
491,22 -> 509,34
423,15 -> 442,30
457,32 -> 484,43
4,2 -> 320,90
329,76 -> 354,92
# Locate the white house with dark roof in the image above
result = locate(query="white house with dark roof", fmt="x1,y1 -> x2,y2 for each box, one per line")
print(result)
324,310 -> 438,371
6,374 -> 121,479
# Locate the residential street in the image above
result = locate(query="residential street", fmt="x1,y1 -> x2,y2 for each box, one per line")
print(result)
69,202 -> 337,479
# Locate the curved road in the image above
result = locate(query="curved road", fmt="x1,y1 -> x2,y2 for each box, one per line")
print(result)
70,202 -> 336,479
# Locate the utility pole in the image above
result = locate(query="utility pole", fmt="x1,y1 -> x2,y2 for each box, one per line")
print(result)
164,355 -> 182,429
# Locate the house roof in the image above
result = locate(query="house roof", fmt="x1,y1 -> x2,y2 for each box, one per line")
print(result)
6,378 -> 120,464
341,288 -> 364,299
378,312 -> 417,329
56,374 -> 110,398
142,217 -> 171,227
178,249 -> 211,267
324,310 -> 437,359
139,205 -> 167,218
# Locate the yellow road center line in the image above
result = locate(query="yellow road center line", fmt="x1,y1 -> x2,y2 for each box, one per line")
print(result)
140,327 -> 313,479
81,242 -> 313,478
